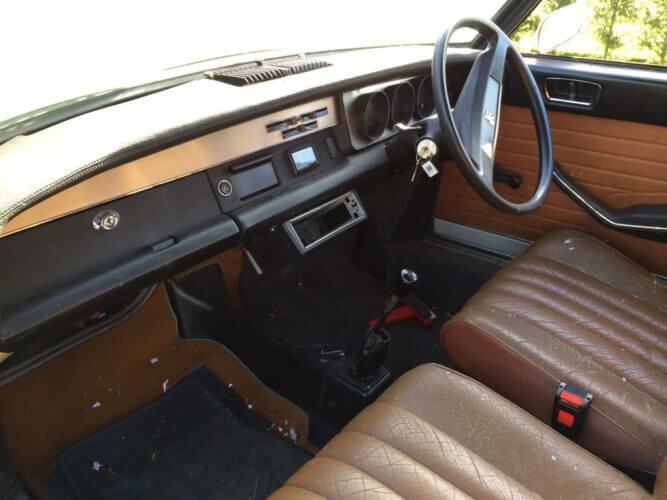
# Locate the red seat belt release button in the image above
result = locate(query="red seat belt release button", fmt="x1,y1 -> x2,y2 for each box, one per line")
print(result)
551,382 -> 593,438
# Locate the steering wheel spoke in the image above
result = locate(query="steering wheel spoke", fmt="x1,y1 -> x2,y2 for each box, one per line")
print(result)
453,31 -> 508,185
432,17 -> 553,214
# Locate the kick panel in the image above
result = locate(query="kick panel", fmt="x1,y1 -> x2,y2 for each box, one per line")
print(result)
436,105 -> 667,274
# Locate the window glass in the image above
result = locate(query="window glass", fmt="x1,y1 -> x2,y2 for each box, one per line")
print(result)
0,0 -> 509,125
512,0 -> 667,66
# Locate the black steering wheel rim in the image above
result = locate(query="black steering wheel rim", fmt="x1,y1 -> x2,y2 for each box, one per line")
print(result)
432,17 -> 554,214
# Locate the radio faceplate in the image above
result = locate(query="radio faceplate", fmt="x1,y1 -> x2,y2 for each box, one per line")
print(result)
283,191 -> 367,254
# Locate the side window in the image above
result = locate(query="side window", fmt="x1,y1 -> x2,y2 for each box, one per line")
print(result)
512,0 -> 667,66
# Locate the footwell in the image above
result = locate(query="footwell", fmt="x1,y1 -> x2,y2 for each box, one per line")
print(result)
45,366 -> 311,499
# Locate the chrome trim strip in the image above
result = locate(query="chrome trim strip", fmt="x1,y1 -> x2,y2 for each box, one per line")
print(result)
433,218 -> 531,258
553,169 -> 667,233
545,96 -> 592,107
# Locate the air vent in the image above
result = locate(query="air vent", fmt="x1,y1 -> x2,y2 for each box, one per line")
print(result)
206,55 -> 331,86
206,62 -> 290,86
266,107 -> 329,139
268,55 -> 331,74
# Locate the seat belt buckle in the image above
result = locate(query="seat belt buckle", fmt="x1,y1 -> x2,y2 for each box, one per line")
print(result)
551,382 -> 592,438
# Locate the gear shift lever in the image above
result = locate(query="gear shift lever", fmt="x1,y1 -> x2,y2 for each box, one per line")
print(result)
354,269 -> 418,377
375,269 -> 418,331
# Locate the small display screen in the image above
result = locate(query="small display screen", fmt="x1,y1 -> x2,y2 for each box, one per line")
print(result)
231,161 -> 279,200
289,146 -> 319,173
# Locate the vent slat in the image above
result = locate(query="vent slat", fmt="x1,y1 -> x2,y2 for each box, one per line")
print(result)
206,56 -> 331,86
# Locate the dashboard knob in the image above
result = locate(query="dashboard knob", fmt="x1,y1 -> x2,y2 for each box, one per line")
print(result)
92,210 -> 120,231
217,179 -> 234,197
401,268 -> 418,284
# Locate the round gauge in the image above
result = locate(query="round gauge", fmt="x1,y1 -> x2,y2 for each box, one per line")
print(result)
415,75 -> 435,119
354,91 -> 390,140
387,83 -> 415,127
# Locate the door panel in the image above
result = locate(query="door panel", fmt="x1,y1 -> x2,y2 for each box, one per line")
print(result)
436,105 -> 667,274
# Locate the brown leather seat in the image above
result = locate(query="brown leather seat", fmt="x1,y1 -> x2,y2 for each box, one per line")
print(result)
271,364 -> 652,498
441,230 -> 667,474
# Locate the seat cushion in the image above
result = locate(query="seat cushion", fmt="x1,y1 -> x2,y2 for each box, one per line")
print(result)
271,364 -> 649,499
441,230 -> 667,473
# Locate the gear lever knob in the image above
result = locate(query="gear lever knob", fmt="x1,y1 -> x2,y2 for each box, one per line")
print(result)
395,268 -> 418,298
401,268 -> 418,284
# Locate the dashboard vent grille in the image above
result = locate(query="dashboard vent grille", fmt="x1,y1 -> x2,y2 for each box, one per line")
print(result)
206,63 -> 290,86
268,55 -> 331,74
206,55 -> 331,86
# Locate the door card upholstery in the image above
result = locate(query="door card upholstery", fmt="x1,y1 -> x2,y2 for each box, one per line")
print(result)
436,105 -> 667,274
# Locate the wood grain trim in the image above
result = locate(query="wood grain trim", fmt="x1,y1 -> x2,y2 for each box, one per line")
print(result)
1,97 -> 338,238
436,105 -> 667,275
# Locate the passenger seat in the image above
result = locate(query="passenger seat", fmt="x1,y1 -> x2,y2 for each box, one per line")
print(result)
271,364 -> 656,498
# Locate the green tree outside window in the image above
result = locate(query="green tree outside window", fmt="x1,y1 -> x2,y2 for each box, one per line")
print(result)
512,0 -> 667,65
640,0 -> 667,63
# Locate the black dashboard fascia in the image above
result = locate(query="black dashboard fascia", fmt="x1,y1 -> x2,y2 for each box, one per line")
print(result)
0,173 -> 240,348
232,143 -> 388,235
0,135 -> 390,349
206,129 -> 343,214
228,155 -> 280,201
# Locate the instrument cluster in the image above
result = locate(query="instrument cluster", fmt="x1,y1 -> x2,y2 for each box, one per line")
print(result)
342,75 -> 434,149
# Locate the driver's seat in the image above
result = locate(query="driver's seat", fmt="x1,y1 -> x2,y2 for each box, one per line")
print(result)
441,230 -> 667,474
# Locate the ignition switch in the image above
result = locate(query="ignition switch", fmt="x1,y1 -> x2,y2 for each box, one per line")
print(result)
416,138 -> 438,161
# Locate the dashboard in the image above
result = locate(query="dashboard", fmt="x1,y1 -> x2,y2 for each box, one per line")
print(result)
0,47 -> 475,351
0,92 -> 386,346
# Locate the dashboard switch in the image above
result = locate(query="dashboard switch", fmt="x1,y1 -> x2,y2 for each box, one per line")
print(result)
326,136 -> 340,158
217,179 -> 234,197
92,210 -> 120,231
151,237 -> 175,252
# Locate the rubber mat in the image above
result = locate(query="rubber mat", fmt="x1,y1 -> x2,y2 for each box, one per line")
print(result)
46,366 -> 311,499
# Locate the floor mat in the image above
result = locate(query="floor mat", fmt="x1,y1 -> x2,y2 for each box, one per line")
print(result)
0,286 -> 312,499
46,366 -> 311,500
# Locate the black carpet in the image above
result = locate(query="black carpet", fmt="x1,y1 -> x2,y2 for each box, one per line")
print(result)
46,367 -> 311,500
391,237 -> 506,315
166,236 -> 504,444
384,316 -> 451,378
242,252 -> 388,368
239,236 -> 503,374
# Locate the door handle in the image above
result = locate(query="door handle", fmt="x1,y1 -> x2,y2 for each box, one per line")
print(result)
493,164 -> 522,189
544,78 -> 601,108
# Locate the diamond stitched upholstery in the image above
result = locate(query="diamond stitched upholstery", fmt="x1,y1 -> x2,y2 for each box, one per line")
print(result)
271,364 -> 650,499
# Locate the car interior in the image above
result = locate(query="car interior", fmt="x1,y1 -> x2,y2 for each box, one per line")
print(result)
0,2 -> 665,499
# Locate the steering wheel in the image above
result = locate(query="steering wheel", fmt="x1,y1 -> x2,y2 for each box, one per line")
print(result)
432,18 -> 553,214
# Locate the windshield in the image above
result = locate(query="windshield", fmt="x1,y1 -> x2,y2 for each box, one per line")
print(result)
1,0 -> 507,124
